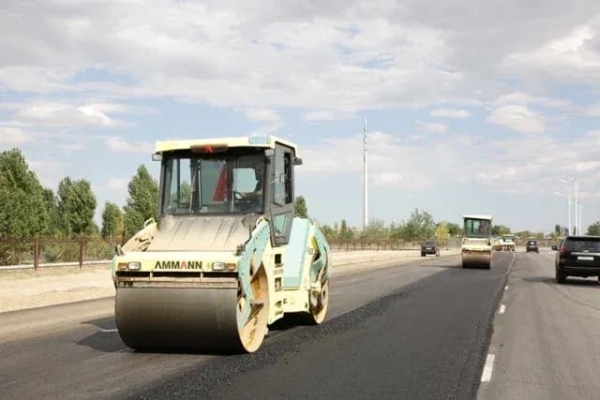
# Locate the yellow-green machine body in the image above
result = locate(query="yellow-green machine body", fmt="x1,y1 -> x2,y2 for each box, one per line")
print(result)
461,214 -> 493,269
110,134 -> 331,353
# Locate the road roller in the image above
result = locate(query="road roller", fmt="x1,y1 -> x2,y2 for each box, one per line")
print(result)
461,214 -> 493,269
500,234 -> 516,251
110,134 -> 331,354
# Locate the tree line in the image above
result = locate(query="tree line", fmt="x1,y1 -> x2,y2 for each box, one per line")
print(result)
2,147 -> 598,246
0,148 -> 158,242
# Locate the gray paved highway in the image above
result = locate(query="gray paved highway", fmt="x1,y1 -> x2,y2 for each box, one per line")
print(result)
129,252 -> 514,400
478,251 -> 600,400
0,253 -> 461,400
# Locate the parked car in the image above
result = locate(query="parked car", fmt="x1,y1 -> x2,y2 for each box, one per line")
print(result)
421,240 -> 440,257
551,235 -> 600,283
525,239 -> 539,253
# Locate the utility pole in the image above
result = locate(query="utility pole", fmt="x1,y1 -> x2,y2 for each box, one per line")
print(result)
363,117 -> 368,230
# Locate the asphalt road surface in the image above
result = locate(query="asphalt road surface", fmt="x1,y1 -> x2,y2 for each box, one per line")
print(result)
0,252 -> 512,400
478,250 -> 600,400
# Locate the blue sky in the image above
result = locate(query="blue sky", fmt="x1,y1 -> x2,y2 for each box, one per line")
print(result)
1,0 -> 600,234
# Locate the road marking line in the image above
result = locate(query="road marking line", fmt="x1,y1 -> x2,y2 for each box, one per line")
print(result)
499,304 -> 506,314
101,328 -> 118,333
481,353 -> 495,382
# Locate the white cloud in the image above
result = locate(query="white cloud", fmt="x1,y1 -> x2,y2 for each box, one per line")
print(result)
297,125 -> 600,200
587,130 -> 600,139
58,143 -> 85,151
104,136 -> 153,153
493,92 -> 571,108
372,172 -> 435,189
0,0 -> 597,114
429,108 -> 471,118
502,24 -> 600,82
564,161 -> 600,172
3,101 -> 127,128
302,110 -> 355,121
416,120 -> 448,133
1,1 -> 600,230
584,104 -> 600,116
0,126 -> 35,145
244,108 -> 282,133
487,105 -> 545,134
28,159 -> 68,188
245,108 -> 280,122
105,178 -> 129,190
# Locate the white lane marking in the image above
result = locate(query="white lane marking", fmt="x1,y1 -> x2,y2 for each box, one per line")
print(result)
481,353 -> 495,382
101,328 -> 118,333
499,304 -> 506,314
505,285 -> 508,290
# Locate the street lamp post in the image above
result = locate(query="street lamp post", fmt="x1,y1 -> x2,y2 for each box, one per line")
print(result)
579,202 -> 583,234
574,179 -> 579,234
559,178 -> 578,234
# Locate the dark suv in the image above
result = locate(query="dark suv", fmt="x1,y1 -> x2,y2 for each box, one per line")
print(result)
552,235 -> 600,283
421,240 -> 440,257
526,239 -> 539,253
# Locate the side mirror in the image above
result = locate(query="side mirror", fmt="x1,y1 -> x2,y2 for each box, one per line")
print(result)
152,153 -> 162,161
294,157 -> 303,166
551,245 -> 558,251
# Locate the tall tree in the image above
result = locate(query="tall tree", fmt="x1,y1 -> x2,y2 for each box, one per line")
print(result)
339,219 -> 354,239
554,224 -> 562,237
57,177 -> 97,236
0,149 -> 48,264
492,225 -> 511,236
42,188 -> 62,236
0,148 -> 48,237
319,223 -> 338,239
294,196 -> 308,218
360,218 -> 388,240
400,208 -> 436,241
446,222 -> 462,237
101,201 -> 125,239
123,165 -> 159,238
587,221 -> 600,236
435,222 -> 450,241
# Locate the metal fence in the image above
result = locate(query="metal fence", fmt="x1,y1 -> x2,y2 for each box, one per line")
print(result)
0,236 -> 121,269
327,237 -> 463,251
0,235 -> 552,270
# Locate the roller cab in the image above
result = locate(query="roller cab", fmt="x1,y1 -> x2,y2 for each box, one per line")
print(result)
461,214 -> 493,269
111,135 -> 331,354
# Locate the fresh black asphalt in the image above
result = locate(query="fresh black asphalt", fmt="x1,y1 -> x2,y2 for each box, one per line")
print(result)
129,252 -> 513,400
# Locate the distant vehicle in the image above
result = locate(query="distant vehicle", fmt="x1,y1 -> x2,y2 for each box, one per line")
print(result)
500,234 -> 516,251
421,240 -> 440,257
551,235 -> 600,284
525,239 -> 539,253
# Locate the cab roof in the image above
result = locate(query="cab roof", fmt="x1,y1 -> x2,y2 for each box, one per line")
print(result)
462,214 -> 493,220
154,134 -> 297,154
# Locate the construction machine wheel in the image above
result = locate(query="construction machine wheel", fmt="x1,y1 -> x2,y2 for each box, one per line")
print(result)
115,265 -> 270,354
308,269 -> 330,325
